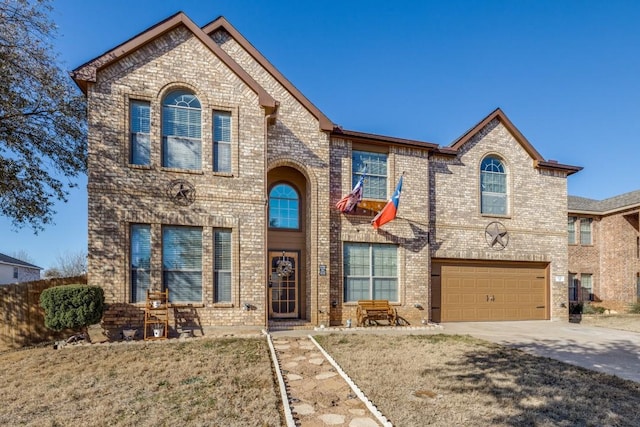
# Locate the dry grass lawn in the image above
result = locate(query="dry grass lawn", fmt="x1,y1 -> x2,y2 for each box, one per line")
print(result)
0,337 -> 282,427
578,314 -> 640,333
315,334 -> 640,427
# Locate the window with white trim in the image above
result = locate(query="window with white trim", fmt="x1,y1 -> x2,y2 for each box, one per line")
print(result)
581,273 -> 593,302
130,224 -> 151,303
130,100 -> 150,165
214,229 -> 232,303
580,218 -> 592,245
162,90 -> 201,170
352,150 -> 387,200
568,217 -> 576,244
480,156 -> 507,215
162,226 -> 202,303
213,111 -> 231,173
343,243 -> 398,302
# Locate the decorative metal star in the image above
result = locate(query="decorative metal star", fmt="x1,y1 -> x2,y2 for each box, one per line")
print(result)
485,221 -> 509,250
167,180 -> 196,206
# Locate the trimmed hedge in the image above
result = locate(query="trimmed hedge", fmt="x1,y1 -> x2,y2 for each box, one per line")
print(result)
40,285 -> 104,331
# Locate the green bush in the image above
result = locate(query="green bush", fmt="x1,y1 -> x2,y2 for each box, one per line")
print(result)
582,303 -> 607,315
628,302 -> 640,314
40,285 -> 104,331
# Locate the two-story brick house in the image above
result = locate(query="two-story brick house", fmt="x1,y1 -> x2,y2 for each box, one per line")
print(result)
568,191 -> 640,311
72,12 -> 580,335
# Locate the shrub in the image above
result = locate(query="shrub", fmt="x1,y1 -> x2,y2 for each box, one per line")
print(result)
40,285 -> 104,331
628,302 -> 640,314
582,303 -> 607,315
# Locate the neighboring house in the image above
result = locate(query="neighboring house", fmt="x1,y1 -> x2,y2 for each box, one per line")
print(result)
71,12 -> 580,332
568,191 -> 640,312
0,253 -> 41,285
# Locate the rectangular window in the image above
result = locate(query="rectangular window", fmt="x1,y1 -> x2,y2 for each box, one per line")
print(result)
581,273 -> 593,302
130,224 -> 151,303
214,229 -> 232,302
568,273 -> 578,301
162,226 -> 202,303
567,217 -> 576,244
213,111 -> 232,172
343,243 -> 397,302
580,218 -> 592,245
130,100 -> 150,165
352,151 -> 387,200
13,267 -> 18,279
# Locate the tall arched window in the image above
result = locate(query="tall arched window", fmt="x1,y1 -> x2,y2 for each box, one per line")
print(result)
162,90 -> 201,170
480,156 -> 507,215
269,183 -> 299,229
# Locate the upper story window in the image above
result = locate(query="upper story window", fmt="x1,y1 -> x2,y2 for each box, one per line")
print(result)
213,110 -> 232,173
480,156 -> 507,215
580,218 -> 592,245
269,183 -> 299,229
568,216 -> 577,244
352,150 -> 387,200
130,100 -> 150,165
162,90 -> 201,170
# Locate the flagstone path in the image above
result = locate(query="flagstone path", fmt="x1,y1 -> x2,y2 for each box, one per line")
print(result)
272,336 -> 384,426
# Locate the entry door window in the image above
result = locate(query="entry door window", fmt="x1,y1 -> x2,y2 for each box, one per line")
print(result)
269,252 -> 298,318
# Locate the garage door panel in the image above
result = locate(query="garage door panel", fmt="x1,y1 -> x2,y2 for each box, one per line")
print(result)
436,262 -> 548,322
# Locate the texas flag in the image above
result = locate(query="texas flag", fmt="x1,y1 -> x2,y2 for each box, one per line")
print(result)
372,175 -> 403,229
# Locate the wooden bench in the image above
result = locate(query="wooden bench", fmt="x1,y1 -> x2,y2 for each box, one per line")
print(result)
356,300 -> 397,327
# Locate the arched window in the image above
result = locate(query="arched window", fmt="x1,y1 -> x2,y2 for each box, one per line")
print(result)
480,156 -> 507,215
269,183 -> 300,229
162,90 -> 201,170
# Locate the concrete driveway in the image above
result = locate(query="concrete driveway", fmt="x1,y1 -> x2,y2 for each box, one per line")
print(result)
440,320 -> 640,383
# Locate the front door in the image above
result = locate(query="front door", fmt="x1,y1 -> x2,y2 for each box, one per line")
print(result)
269,251 -> 298,318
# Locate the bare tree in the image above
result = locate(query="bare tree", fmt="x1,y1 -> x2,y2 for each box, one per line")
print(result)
10,249 -> 36,264
0,0 -> 87,232
47,250 -> 87,277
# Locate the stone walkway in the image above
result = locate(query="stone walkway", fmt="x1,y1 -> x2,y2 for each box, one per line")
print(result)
272,336 -> 384,427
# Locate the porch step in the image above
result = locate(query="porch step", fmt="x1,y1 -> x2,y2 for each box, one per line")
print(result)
268,319 -> 315,331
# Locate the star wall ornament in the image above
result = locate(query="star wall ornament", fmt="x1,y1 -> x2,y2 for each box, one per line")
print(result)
167,180 -> 196,206
485,221 -> 509,250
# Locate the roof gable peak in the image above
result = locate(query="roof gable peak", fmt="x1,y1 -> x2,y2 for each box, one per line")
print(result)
71,12 -> 276,111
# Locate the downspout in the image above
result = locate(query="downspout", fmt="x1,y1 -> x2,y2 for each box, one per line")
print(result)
263,102 -> 279,331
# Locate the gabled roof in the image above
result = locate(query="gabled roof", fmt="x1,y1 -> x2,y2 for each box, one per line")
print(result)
201,17 -> 334,131
442,108 -> 582,176
0,253 -> 41,270
569,190 -> 640,215
331,127 -> 438,150
71,12 -> 277,113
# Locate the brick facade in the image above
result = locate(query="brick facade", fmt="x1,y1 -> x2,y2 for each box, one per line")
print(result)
568,194 -> 640,312
73,12 -> 578,333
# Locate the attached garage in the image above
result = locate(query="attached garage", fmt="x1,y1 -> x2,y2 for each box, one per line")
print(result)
431,261 -> 549,322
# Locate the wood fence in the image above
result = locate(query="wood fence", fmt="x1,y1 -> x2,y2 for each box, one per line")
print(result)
0,275 -> 87,351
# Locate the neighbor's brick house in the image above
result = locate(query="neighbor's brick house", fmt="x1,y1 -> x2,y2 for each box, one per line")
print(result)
568,191 -> 640,312
71,12 -> 580,334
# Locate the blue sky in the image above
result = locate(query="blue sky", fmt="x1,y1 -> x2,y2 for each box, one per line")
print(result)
1,0 -> 639,269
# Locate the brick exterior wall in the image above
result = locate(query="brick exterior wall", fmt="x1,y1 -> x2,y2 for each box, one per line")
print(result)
430,119 -> 570,320
569,209 -> 640,312
81,15 -> 576,332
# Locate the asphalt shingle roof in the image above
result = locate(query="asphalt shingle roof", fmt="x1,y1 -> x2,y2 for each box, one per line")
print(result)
568,189 -> 640,214
0,252 -> 41,269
